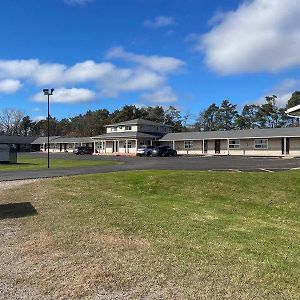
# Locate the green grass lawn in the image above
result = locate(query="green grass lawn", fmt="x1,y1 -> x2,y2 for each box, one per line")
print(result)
0,155 -> 118,171
1,170 -> 299,299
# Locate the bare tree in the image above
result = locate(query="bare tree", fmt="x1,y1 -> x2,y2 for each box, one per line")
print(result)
0,108 -> 24,135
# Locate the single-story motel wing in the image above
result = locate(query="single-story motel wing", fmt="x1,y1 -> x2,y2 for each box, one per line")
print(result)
159,127 -> 300,157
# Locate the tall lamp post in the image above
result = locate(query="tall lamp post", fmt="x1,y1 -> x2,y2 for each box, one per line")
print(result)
43,88 -> 54,168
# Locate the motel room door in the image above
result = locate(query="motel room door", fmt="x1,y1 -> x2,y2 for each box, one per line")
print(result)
281,138 -> 290,155
215,140 -> 221,154
203,140 -> 208,153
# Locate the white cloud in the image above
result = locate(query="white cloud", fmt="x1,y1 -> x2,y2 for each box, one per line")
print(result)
200,0 -> 300,74
64,61 -> 114,82
0,49 -> 182,102
143,16 -> 175,28
106,47 -> 184,74
100,68 -> 165,97
141,86 -> 177,103
0,79 -> 22,93
64,0 -> 93,6
33,88 -> 96,104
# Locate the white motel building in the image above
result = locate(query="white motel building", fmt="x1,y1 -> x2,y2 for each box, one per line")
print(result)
24,118 -> 300,157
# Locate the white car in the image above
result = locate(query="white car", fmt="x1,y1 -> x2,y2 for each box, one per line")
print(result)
136,146 -> 155,156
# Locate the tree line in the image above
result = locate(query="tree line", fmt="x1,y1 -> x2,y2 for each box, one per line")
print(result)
1,91 -> 300,137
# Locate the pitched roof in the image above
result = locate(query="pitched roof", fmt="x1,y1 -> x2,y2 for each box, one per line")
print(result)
31,136 -> 61,144
50,137 -> 94,143
0,135 -> 36,144
159,127 -> 300,141
31,136 -> 93,144
105,118 -> 172,127
92,132 -> 158,140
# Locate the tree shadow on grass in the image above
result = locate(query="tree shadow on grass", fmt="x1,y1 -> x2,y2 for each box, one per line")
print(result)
0,202 -> 38,220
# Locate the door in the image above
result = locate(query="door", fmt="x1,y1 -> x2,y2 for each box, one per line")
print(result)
215,140 -> 221,154
203,140 -> 208,153
281,138 -> 290,155
286,138 -> 290,155
112,141 -> 119,153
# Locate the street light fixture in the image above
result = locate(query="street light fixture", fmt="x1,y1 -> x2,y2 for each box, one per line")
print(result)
43,88 -> 54,168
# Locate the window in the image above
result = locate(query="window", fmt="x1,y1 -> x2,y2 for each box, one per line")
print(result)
184,141 -> 193,149
125,126 -> 132,131
229,139 -> 240,149
124,141 -> 132,148
255,139 -> 268,149
112,127 -> 117,132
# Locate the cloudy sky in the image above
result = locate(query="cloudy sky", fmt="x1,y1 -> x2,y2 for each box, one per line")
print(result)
0,0 -> 300,121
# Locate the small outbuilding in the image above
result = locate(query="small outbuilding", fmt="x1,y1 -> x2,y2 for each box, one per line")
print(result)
0,144 -> 17,163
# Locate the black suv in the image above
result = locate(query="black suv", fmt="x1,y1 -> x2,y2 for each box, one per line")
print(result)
73,146 -> 93,155
151,146 -> 177,157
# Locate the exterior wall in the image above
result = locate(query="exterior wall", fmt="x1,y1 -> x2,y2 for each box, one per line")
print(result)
106,124 -> 172,134
161,137 -> 294,157
289,138 -> 300,156
93,139 -> 138,155
106,125 -> 138,133
228,138 -> 282,156
173,140 -> 203,155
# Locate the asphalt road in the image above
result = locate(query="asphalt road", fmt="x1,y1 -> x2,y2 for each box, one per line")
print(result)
1,152 -> 300,181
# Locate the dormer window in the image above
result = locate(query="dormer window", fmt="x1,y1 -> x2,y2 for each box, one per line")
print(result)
125,126 -> 132,131
112,127 -> 117,132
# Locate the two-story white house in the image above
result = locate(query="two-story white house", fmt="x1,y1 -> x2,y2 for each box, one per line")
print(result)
92,119 -> 173,155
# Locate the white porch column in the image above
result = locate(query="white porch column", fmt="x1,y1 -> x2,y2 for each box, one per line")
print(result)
104,141 -> 107,153
93,141 -> 96,154
150,140 -> 153,146
227,139 -> 230,155
117,140 -> 120,153
202,140 -> 204,154
125,139 -> 128,153
284,137 -> 287,156
135,139 -> 138,154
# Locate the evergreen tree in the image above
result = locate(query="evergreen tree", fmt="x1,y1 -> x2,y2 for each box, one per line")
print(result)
215,100 -> 238,130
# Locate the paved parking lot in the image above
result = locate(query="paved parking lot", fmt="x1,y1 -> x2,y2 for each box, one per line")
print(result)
1,152 -> 300,181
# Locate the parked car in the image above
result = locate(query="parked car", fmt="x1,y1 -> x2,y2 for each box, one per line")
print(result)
73,146 -> 93,155
136,145 -> 156,156
151,146 -> 177,157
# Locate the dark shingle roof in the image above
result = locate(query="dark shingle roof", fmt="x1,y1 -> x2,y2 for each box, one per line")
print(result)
159,127 -> 300,141
0,135 -> 36,144
31,136 -> 93,144
31,136 -> 61,144
51,137 -> 93,143
105,118 -> 172,128
92,132 -> 158,140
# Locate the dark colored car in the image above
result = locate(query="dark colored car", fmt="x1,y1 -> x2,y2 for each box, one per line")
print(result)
73,146 -> 94,155
151,146 -> 177,157
136,145 -> 156,156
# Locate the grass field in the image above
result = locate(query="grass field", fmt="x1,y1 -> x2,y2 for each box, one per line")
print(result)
1,170 -> 299,299
0,155 -> 118,171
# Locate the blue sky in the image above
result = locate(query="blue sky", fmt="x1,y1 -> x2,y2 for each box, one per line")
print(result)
0,0 -> 299,122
